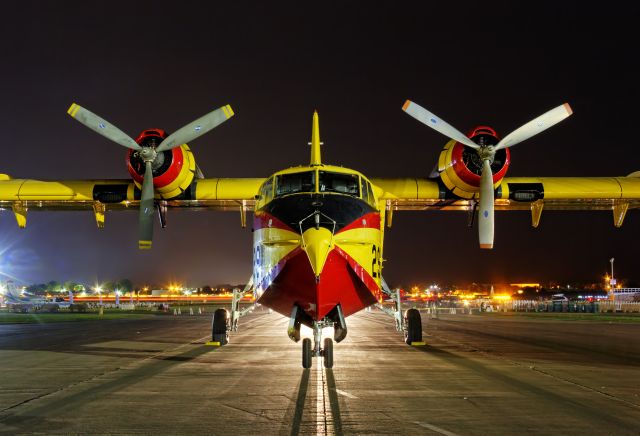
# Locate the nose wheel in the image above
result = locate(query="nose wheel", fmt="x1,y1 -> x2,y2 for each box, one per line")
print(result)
302,338 -> 312,368
300,322 -> 334,368
323,338 -> 333,368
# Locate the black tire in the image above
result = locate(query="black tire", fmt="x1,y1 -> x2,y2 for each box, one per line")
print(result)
212,308 -> 229,345
302,338 -> 312,368
323,338 -> 333,368
404,308 -> 422,344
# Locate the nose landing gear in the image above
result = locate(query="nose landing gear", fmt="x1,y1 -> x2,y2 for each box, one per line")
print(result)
302,321 -> 334,369
291,305 -> 345,368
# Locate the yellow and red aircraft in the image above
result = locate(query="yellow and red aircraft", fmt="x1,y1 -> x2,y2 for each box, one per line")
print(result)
1,101 -> 639,368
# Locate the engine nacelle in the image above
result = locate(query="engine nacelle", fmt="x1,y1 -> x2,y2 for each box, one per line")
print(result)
126,129 -> 197,199
437,126 -> 510,199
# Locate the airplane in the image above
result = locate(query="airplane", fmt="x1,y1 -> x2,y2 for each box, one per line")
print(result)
1,281 -> 72,311
1,100 -> 639,368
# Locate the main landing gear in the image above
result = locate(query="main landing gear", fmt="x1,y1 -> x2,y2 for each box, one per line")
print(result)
290,304 -> 346,368
211,308 -> 229,345
404,308 -> 422,344
211,279 -> 256,345
377,277 -> 423,345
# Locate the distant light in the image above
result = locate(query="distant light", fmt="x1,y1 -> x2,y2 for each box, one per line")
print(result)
493,295 -> 511,301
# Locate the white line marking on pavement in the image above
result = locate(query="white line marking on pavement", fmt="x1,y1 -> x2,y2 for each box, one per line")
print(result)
414,421 -> 459,436
335,389 -> 358,399
317,368 -> 326,435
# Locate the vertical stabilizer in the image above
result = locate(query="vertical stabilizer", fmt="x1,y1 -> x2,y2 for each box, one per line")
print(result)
310,111 -> 322,166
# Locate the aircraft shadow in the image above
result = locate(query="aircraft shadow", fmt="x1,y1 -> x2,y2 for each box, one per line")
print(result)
289,369 -> 310,436
286,368 -> 343,436
324,369 -> 343,434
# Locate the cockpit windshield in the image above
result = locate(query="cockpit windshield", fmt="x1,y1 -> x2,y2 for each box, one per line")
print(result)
319,171 -> 360,196
275,171 -> 315,197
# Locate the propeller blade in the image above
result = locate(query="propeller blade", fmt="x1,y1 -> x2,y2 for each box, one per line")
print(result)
478,159 -> 495,249
402,100 -> 480,150
156,104 -> 234,152
67,103 -> 141,150
138,161 -> 155,250
495,103 -> 572,151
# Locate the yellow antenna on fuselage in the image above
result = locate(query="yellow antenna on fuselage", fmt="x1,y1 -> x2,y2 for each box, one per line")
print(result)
309,110 -> 322,166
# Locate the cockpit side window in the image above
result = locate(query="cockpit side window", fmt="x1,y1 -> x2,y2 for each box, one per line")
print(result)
361,177 -> 376,206
275,171 -> 315,197
259,177 -> 274,204
319,171 -> 360,196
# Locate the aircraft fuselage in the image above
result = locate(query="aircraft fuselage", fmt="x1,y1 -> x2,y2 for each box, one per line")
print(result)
252,165 -> 384,324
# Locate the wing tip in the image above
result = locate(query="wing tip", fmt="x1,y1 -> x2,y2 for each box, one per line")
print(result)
402,100 -> 412,112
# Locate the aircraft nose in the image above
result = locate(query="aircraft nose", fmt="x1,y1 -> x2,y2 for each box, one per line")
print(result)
301,227 -> 334,279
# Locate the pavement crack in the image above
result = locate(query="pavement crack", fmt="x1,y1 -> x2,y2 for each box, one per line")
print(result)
0,366 -> 127,414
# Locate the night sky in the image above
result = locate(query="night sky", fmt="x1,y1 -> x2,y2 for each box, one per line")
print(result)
1,1 -> 638,288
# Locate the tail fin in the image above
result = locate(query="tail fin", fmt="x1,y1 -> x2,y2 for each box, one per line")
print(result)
1,281 -> 23,303
309,111 -> 322,166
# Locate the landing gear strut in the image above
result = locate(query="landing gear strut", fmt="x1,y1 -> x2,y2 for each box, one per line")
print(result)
211,278 -> 256,345
377,277 -> 424,345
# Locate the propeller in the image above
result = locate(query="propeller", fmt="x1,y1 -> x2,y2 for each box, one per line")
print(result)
68,103 -> 235,249
403,100 -> 572,249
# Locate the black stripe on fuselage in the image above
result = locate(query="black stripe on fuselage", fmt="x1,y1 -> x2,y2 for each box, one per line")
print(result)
261,193 -> 375,234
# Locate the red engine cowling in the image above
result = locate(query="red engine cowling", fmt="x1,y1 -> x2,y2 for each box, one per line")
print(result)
437,126 -> 511,199
126,129 -> 197,199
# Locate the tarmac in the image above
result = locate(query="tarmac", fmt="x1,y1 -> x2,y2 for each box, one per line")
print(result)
0,308 -> 639,435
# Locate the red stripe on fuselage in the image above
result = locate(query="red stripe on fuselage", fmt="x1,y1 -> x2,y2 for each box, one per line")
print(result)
336,211 -> 380,234
253,210 -> 296,232
257,247 -> 378,322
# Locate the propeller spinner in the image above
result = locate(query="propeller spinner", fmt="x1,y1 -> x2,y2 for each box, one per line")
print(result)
67,103 -> 235,249
402,100 -> 572,249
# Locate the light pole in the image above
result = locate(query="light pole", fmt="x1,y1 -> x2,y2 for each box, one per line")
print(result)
610,258 -> 615,304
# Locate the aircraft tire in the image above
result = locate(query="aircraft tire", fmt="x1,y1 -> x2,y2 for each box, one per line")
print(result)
302,338 -> 312,368
323,338 -> 333,368
404,308 -> 422,344
212,308 -> 229,345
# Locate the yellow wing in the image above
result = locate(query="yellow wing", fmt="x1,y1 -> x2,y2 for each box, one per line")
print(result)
372,175 -> 640,227
0,175 -> 263,228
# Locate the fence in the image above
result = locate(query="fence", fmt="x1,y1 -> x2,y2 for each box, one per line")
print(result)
412,300 -> 640,314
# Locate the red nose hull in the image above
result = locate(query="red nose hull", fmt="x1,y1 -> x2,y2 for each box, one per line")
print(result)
257,247 -> 378,322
